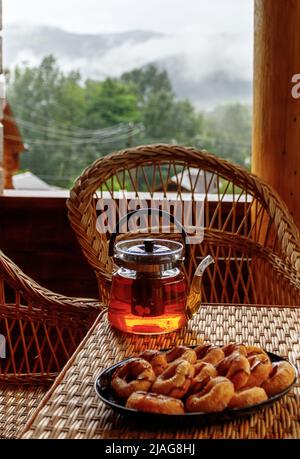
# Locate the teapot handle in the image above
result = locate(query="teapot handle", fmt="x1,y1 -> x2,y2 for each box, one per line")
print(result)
108,207 -> 190,260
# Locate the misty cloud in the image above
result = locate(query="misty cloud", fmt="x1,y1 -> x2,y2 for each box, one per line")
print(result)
4,23 -> 253,109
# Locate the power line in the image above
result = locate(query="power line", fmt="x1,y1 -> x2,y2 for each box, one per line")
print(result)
4,114 -> 143,140
4,125 -> 142,146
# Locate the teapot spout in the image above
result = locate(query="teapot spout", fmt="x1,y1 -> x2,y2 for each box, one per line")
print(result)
185,255 -> 215,319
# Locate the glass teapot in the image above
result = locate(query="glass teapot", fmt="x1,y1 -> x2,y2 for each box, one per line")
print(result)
108,208 -> 214,334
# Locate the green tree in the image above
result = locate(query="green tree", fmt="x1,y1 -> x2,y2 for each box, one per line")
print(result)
84,78 -> 140,128
7,56 -> 86,186
7,56 -> 252,190
122,65 -> 202,144
122,64 -> 173,103
6,56 -> 140,186
199,104 -> 252,167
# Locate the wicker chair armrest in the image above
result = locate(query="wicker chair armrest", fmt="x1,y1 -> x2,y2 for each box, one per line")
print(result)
0,249 -> 104,313
0,249 -> 106,383
67,144 -> 300,276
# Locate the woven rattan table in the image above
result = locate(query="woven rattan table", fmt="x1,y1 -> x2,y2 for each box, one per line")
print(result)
21,305 -> 300,439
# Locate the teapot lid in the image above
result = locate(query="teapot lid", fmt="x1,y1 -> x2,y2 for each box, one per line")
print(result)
113,238 -> 184,272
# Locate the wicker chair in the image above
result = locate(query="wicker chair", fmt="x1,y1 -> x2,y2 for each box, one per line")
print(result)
0,248 -> 101,438
67,144 -> 300,307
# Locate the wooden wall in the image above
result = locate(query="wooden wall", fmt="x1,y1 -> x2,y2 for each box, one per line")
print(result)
0,0 -> 3,194
0,192 -> 249,302
0,194 -> 99,299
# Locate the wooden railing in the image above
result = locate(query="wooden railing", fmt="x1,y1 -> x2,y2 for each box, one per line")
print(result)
0,190 -> 249,300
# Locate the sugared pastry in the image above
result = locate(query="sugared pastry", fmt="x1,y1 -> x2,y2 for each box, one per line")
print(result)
139,350 -> 168,376
217,352 -> 250,390
262,361 -> 296,396
246,345 -> 268,357
228,387 -> 268,409
246,353 -> 272,388
165,345 -> 197,364
109,342 -> 296,415
185,376 -> 235,413
126,391 -> 185,414
111,358 -> 156,398
151,359 -> 195,398
222,343 -> 247,357
194,344 -> 225,366
188,361 -> 217,395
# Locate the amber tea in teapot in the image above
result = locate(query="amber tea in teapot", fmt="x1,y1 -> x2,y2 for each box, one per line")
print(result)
108,242 -> 214,335
109,239 -> 188,334
108,208 -> 214,334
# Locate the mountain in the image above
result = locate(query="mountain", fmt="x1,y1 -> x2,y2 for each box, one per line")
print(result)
153,55 -> 252,110
3,24 -> 252,109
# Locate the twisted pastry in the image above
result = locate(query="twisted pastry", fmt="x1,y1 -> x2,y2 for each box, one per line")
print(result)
126,391 -> 185,414
228,387 -> 268,409
165,346 -> 197,364
110,343 -> 296,415
194,344 -> 225,365
139,350 -> 168,376
222,343 -> 247,357
188,361 -> 217,395
151,359 -> 195,398
186,376 -> 235,413
217,352 -> 250,389
262,361 -> 296,396
246,353 -> 272,388
246,345 -> 268,357
111,358 -> 156,399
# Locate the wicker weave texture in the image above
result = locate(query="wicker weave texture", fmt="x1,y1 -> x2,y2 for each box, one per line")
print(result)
0,248 -> 102,383
0,384 -> 49,439
67,144 -> 300,306
21,306 -> 300,439
0,246 -> 103,438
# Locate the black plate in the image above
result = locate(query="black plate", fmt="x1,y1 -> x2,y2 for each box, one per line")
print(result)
94,349 -> 298,425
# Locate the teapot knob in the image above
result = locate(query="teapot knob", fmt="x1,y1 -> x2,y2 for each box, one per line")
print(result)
144,240 -> 154,253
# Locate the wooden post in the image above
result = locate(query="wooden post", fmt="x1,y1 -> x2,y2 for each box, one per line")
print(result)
252,0 -> 300,228
0,0 -> 3,195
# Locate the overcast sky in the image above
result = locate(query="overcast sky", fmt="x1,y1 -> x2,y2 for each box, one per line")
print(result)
3,0 -> 253,36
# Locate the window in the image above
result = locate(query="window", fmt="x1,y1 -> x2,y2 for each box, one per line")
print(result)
3,0 -> 253,191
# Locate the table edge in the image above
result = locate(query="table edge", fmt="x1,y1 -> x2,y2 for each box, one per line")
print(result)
20,309 -> 107,438
20,304 -> 300,438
